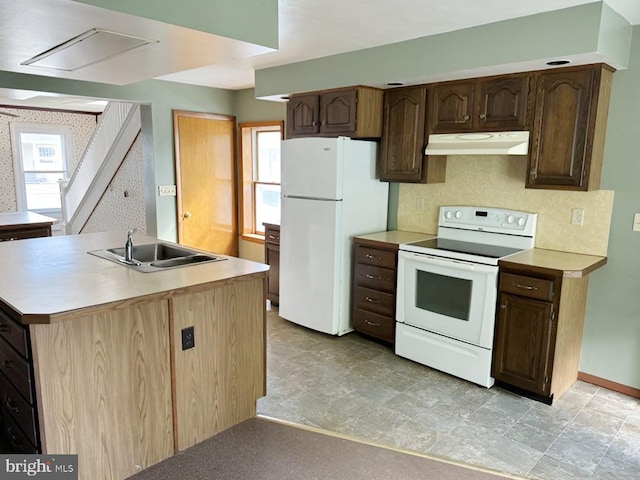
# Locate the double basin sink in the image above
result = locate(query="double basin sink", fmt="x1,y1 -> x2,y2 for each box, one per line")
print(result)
89,242 -> 226,273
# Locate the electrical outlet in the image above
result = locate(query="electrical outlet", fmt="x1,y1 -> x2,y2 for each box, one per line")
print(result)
181,326 -> 195,350
158,185 -> 177,196
633,213 -> 640,232
571,208 -> 584,226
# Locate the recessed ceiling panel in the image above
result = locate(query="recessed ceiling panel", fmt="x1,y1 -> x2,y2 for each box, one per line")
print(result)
21,28 -> 158,71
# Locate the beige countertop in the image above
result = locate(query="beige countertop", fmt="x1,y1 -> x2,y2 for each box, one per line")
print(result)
353,230 -> 435,246
500,248 -> 607,278
0,231 -> 268,324
0,211 -> 57,228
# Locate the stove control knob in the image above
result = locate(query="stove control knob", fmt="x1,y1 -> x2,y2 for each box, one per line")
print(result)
445,210 -> 453,219
517,217 -> 525,226
506,215 -> 515,224
455,210 -> 463,219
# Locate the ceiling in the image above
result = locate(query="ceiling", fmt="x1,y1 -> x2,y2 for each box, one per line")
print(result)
0,0 -> 639,112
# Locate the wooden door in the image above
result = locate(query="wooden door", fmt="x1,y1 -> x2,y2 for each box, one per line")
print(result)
430,81 -> 475,132
286,94 -> 320,138
174,111 -> 238,256
492,292 -> 554,395
527,68 -> 595,189
478,76 -> 531,130
319,89 -> 357,135
380,86 -> 427,182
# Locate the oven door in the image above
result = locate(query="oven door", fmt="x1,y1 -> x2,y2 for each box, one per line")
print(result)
396,250 -> 498,349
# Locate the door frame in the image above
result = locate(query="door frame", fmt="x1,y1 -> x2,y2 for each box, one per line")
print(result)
172,110 -> 238,252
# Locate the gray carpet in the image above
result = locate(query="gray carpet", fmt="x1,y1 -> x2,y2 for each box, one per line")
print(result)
129,417 -> 521,480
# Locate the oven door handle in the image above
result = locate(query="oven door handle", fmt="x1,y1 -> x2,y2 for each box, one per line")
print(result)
401,251 -> 497,274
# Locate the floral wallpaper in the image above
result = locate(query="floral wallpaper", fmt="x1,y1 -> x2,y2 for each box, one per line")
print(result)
0,107 -> 97,212
82,134 -> 146,234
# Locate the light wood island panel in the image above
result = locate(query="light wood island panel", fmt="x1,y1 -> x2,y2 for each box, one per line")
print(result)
171,275 -> 265,451
30,301 -> 174,480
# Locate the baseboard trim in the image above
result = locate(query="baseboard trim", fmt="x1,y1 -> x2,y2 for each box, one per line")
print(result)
578,371 -> 640,399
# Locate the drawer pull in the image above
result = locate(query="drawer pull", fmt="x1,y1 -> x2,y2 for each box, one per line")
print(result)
365,274 -> 382,280
364,319 -> 380,327
5,396 -> 19,414
365,254 -> 383,261
0,237 -> 17,242
0,322 -> 9,333
365,296 -> 381,304
267,235 -> 279,241
1,359 -> 13,368
515,283 -> 537,291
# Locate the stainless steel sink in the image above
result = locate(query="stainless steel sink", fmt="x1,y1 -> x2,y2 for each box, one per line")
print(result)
88,242 -> 226,272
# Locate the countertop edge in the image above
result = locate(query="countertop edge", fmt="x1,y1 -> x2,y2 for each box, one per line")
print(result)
17,270 -> 268,325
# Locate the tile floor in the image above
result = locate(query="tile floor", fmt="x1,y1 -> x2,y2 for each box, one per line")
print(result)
257,308 -> 640,480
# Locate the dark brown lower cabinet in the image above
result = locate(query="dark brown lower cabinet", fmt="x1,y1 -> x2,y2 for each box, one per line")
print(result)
492,292 -> 555,396
492,266 -> 590,404
264,224 -> 280,306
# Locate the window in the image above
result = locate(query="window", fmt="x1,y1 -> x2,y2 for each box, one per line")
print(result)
239,121 -> 283,239
10,123 -> 72,217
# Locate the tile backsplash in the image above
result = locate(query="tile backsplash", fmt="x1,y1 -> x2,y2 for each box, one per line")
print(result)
398,155 -> 614,256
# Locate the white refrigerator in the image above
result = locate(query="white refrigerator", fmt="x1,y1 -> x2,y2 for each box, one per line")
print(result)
279,136 -> 389,335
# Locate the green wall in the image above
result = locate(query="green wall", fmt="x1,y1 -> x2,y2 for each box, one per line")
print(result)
579,26 -> 640,388
256,2 -> 623,98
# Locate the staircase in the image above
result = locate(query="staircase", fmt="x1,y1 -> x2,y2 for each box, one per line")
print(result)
60,102 -> 141,234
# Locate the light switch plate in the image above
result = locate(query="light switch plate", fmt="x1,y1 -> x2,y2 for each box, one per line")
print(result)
633,213 -> 640,232
158,185 -> 176,196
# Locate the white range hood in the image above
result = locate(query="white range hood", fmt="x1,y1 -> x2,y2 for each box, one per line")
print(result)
425,131 -> 530,155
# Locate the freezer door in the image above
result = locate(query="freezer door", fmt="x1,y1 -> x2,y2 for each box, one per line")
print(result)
279,196 -> 343,335
281,137 -> 343,200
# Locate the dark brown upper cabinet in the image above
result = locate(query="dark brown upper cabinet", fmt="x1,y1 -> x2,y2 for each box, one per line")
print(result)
527,64 -> 614,191
286,86 -> 383,139
430,75 -> 532,133
379,86 -> 445,183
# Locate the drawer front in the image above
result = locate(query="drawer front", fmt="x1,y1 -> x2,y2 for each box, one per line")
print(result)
500,273 -> 554,301
0,372 -> 37,445
353,286 -> 394,317
354,264 -> 395,293
264,225 -> 280,245
0,227 -> 50,241
0,338 -> 33,403
352,308 -> 394,343
354,245 -> 396,269
1,406 -> 37,453
0,310 -> 29,359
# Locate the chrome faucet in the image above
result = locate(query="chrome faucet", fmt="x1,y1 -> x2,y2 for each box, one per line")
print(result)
125,228 -> 136,263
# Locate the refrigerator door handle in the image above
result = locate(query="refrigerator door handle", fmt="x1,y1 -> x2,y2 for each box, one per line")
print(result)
283,195 -> 341,202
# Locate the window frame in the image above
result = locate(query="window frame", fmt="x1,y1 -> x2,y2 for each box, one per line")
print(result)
238,120 -> 283,243
10,122 -> 73,215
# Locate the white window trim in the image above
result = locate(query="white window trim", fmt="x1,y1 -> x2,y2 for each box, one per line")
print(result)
10,122 -> 74,212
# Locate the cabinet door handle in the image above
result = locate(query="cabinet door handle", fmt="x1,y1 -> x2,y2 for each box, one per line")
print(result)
364,319 -> 380,327
0,322 -> 9,333
365,296 -> 381,304
1,359 -> 13,368
5,396 -> 19,414
463,114 -> 470,121
479,113 -> 487,120
515,283 -> 537,291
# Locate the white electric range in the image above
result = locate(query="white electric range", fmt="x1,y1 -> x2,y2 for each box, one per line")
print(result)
395,205 -> 537,387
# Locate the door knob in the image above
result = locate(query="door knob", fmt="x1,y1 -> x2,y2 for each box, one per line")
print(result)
183,211 -> 192,219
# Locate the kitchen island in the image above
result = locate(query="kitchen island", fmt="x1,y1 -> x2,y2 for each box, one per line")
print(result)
0,231 -> 268,479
